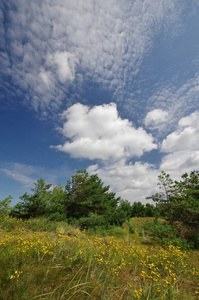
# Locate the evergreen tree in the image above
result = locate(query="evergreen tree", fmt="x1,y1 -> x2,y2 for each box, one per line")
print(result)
11,179 -> 52,218
65,170 -> 120,223
146,171 -> 176,223
0,195 -> 12,216
173,171 -> 199,227
147,170 -> 199,248
47,183 -> 67,221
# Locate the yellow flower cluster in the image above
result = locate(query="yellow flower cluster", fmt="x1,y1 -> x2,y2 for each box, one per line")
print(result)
133,288 -> 143,299
0,227 -> 55,259
0,217 -> 198,299
10,270 -> 23,280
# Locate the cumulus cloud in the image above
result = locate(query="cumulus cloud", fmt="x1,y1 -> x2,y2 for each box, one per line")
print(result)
88,160 -> 159,203
144,109 -> 168,128
85,110 -> 199,202
0,0 -> 185,112
160,150 -> 199,175
161,111 -> 199,152
52,102 -> 157,161
178,110 -> 199,127
159,111 -> 199,177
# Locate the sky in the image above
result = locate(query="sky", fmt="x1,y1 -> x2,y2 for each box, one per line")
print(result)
1,0 -> 199,206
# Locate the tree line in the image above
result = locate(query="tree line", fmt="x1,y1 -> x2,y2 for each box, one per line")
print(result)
1,170 -> 157,226
0,169 -> 198,247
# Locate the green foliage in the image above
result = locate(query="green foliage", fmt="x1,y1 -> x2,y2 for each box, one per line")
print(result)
115,199 -> 132,224
65,170 -> 124,226
131,201 -> 146,217
147,170 -> 199,249
46,183 -> 67,220
0,215 -> 25,231
10,170 -> 131,228
173,171 -> 199,226
25,217 -> 60,232
11,179 -> 53,219
1,217 -> 198,300
77,213 -> 108,229
65,170 -> 119,221
0,195 -> 12,216
144,219 -> 189,249
146,171 -> 176,223
86,225 -> 126,237
106,226 -> 126,237
131,202 -> 157,218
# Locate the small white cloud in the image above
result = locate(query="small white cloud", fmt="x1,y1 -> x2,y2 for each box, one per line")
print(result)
52,103 -> 157,161
47,51 -> 77,83
0,163 -> 36,188
0,162 -> 65,190
161,111 -> 199,152
39,70 -> 52,87
178,110 -> 199,127
144,109 -> 168,128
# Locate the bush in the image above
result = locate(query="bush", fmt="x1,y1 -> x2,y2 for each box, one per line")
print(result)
143,219 -> 191,249
106,226 -> 126,237
77,213 -> 108,229
0,216 -> 24,231
25,217 -> 71,233
47,212 -> 66,222
187,231 -> 199,249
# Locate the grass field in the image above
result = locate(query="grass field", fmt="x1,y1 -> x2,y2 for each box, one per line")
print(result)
0,216 -> 198,299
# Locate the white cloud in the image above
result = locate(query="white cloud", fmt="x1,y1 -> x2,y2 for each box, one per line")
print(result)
178,110 -> 199,127
88,160 -> 159,203
0,162 -> 66,190
0,0 -> 185,112
159,110 -> 199,178
52,102 -> 157,161
0,163 -> 36,188
144,109 -> 168,128
146,75 -> 199,134
39,70 -> 53,87
161,111 -> 199,152
47,51 -> 77,83
86,110 -> 199,203
160,150 -> 199,175
86,107 -> 199,201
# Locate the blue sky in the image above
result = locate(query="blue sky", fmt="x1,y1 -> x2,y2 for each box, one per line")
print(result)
1,0 -> 199,205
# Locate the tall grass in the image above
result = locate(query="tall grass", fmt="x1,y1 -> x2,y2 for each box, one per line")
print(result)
0,216 -> 198,299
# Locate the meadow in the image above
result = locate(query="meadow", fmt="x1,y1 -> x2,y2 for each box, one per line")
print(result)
0,216 -> 198,300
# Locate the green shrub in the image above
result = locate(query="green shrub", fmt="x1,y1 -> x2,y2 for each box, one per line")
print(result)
187,231 -> 199,249
129,223 -> 135,234
86,225 -> 126,237
47,212 -> 66,221
0,216 -> 24,231
143,219 -> 191,249
25,217 -> 70,232
77,213 -> 108,229
106,226 -> 126,237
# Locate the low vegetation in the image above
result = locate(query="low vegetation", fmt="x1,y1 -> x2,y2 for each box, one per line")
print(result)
0,169 -> 198,299
0,216 -> 198,299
